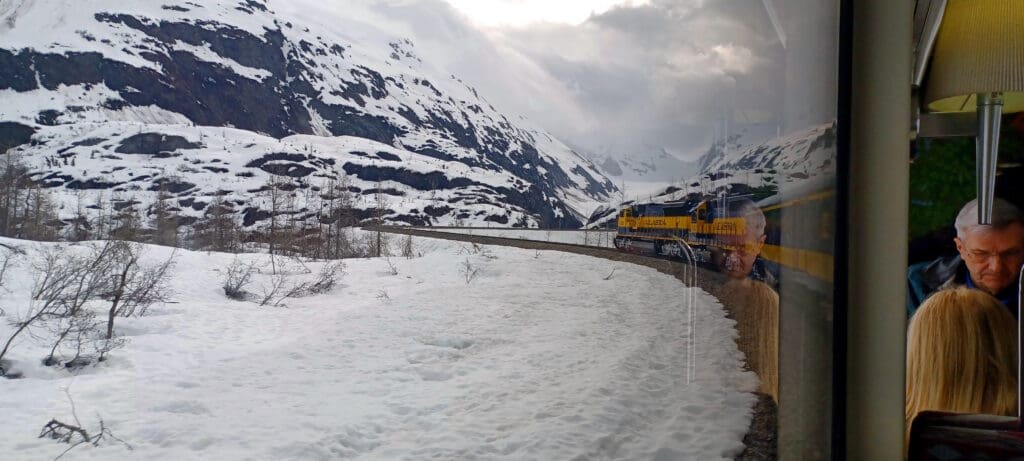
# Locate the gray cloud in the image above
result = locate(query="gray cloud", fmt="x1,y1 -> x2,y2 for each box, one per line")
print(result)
347,0 -> 832,166
483,1 -> 786,160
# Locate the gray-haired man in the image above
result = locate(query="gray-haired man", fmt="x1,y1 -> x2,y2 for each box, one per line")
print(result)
907,198 -> 1024,317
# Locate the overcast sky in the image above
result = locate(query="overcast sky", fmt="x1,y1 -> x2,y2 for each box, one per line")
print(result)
353,0 -> 790,162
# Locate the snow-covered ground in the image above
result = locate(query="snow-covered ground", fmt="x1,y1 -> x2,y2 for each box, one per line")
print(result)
0,235 -> 756,460
424,228 -> 617,248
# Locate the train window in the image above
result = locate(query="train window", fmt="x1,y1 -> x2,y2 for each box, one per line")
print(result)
607,1 -> 843,458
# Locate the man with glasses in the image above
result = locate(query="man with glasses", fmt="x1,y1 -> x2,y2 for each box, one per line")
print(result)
907,198 -> 1024,317
712,198 -> 778,288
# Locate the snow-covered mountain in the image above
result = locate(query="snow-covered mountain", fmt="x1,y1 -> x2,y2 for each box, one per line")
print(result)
0,0 -> 616,228
586,144 -> 700,184
585,122 -> 837,226
699,123 -> 835,178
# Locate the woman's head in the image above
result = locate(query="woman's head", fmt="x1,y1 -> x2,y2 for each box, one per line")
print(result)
906,287 -> 1017,433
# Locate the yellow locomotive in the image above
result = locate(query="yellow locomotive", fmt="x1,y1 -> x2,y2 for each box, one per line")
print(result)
614,198 -> 749,260
614,188 -> 835,284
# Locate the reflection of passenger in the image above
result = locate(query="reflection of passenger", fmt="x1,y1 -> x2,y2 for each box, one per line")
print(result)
905,287 -> 1017,443
907,198 -> 1024,317
720,278 -> 779,402
712,199 -> 777,287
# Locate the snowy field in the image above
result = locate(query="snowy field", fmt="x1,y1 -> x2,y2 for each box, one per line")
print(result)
423,228 -> 618,248
0,235 -> 756,460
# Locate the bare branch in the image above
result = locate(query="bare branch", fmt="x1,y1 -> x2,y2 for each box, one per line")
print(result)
460,258 -> 480,285
223,257 -> 258,301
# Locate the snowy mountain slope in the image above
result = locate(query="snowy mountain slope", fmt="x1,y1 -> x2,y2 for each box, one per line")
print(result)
0,0 -> 615,227
588,144 -> 701,183
699,122 -> 836,177
21,122 -> 572,227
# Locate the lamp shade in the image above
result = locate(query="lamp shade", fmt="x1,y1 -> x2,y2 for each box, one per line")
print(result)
923,0 -> 1024,113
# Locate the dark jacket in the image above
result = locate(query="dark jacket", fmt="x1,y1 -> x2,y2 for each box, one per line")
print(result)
907,255 -> 964,317
907,255 -> 1020,318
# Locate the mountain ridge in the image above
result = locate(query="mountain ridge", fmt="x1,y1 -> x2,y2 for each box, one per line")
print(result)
0,0 -> 616,229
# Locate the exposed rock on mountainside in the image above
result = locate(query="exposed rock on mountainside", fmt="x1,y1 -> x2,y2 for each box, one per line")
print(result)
0,0 -> 615,228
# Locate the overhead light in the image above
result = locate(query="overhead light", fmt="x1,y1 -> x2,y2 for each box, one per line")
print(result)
922,0 -> 1024,224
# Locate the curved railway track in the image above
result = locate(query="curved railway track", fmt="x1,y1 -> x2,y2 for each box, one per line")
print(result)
376,226 -> 777,460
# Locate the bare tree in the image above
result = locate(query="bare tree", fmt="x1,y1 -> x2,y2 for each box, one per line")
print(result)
150,186 -> 178,247
0,150 -> 30,237
370,179 -> 390,258
91,191 -> 111,241
110,195 -> 142,242
104,242 -> 176,338
1,243 -> 115,368
195,194 -> 241,253
319,176 -> 359,259
401,234 -> 414,259
262,175 -> 292,265
68,190 -> 91,242
19,184 -> 58,241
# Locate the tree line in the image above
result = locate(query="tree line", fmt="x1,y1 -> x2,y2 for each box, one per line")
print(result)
0,150 -> 395,259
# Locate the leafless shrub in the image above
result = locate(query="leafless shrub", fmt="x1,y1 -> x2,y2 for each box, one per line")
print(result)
384,256 -> 398,276
478,246 -> 497,260
9,241 -> 172,368
460,258 -> 480,285
44,309 -> 101,367
258,272 -> 292,307
2,243 -> 113,369
457,242 -> 495,260
258,257 -> 343,306
401,234 -> 415,259
376,289 -> 390,301
41,388 -> 132,459
603,268 -> 617,280
459,242 -> 496,260
308,261 -> 344,295
223,257 -> 258,301
92,335 -> 126,364
362,230 -> 391,258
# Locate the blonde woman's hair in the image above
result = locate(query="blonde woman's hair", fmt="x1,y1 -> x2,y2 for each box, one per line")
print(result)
905,287 -> 1018,443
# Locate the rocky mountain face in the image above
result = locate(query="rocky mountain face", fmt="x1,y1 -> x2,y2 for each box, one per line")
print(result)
0,0 -> 615,229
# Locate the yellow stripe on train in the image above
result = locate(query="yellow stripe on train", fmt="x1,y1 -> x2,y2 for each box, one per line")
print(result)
760,244 -> 834,283
616,232 -> 834,282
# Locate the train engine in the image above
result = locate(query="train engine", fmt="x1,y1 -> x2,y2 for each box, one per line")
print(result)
613,198 -> 747,265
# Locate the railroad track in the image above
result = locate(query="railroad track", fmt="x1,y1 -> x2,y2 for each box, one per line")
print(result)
375,226 -> 778,460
